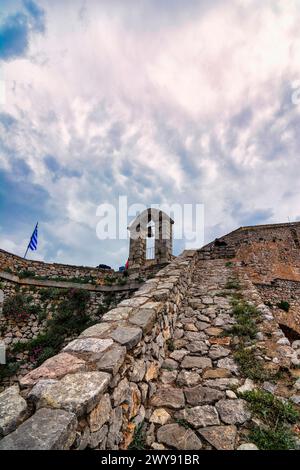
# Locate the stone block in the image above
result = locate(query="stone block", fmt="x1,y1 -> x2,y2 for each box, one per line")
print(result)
38,371 -> 111,416
97,344 -> 126,375
20,353 -> 87,387
80,323 -> 113,338
129,308 -> 156,333
157,423 -> 202,450
0,385 -> 27,437
0,408 -> 77,450
63,337 -> 114,356
110,326 -> 142,349
101,307 -> 133,322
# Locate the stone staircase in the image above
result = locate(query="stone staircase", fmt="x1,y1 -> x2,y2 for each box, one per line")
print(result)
143,258 -> 300,450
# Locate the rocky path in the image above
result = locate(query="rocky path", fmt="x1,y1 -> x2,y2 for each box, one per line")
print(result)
143,259 -> 300,450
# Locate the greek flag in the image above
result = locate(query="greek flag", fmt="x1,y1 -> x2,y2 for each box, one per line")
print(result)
24,223 -> 39,258
28,223 -> 38,251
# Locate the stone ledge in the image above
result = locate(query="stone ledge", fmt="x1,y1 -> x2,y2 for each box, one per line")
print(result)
0,408 -> 77,450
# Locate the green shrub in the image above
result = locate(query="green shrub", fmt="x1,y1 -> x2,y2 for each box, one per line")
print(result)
234,347 -> 275,382
249,425 -> 297,450
225,278 -> 240,290
104,275 -> 117,286
40,288 -> 62,302
11,288 -> 92,366
277,301 -> 290,312
167,338 -> 175,352
19,270 -> 36,279
228,301 -> 259,339
0,359 -> 20,380
35,347 -> 56,366
241,390 -> 299,425
242,390 -> 299,450
2,294 -> 31,321
4,267 -> 13,274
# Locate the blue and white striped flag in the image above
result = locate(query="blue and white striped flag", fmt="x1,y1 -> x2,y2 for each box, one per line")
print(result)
28,223 -> 38,250
24,223 -> 38,258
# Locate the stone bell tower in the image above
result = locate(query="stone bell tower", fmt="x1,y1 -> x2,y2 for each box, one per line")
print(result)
128,208 -> 174,270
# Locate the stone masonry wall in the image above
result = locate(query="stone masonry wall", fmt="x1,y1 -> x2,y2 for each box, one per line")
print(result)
0,248 -> 114,281
199,222 -> 300,283
255,279 -> 300,336
0,250 -> 198,449
0,274 -> 140,390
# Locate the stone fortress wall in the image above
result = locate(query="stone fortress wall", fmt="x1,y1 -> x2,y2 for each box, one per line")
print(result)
0,248 -> 115,280
0,221 -> 300,449
199,222 -> 300,335
199,222 -> 300,283
0,249 -> 142,388
0,250 -> 197,449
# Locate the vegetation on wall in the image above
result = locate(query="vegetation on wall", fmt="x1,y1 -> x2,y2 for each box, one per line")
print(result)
277,301 -> 290,312
18,269 -> 98,285
2,294 -> 43,322
241,390 -> 299,450
12,288 -> 93,366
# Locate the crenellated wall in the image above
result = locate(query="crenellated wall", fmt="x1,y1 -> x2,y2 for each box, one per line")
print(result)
0,250 -> 197,449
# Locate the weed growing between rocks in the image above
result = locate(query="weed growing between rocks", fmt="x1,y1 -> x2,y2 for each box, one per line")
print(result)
241,390 -> 299,450
128,422 -> 146,450
175,418 -> 192,429
229,300 -> 259,340
225,278 -> 241,290
234,347 -> 276,382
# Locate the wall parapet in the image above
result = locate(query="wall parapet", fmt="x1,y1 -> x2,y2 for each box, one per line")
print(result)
0,250 -> 197,449
0,248 -> 114,279
0,270 -> 140,293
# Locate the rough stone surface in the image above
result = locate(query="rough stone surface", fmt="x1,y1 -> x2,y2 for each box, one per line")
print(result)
150,388 -> 185,409
38,372 -> 111,415
184,385 -> 224,405
97,344 -> 126,375
88,393 -> 111,432
177,370 -> 201,387
199,425 -> 237,450
0,385 -> 27,437
20,353 -> 87,387
110,326 -> 142,349
149,408 -> 171,425
0,408 -> 77,450
209,345 -> 231,360
181,356 -> 212,370
203,368 -> 231,379
101,307 -> 133,321
80,323 -> 113,338
184,405 -> 220,428
129,308 -> 156,332
237,443 -> 259,450
157,423 -> 202,450
27,379 -> 58,403
215,399 -> 251,425
63,338 -> 114,355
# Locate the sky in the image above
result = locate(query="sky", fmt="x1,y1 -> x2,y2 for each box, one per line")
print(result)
0,0 -> 300,269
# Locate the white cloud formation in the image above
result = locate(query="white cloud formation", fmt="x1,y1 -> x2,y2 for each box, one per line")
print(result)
1,0 -> 300,267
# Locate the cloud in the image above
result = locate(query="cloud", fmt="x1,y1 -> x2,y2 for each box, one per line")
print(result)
0,1 -> 45,61
0,0 -> 300,267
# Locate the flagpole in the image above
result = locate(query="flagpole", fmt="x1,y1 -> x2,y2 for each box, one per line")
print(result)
23,245 -> 30,259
